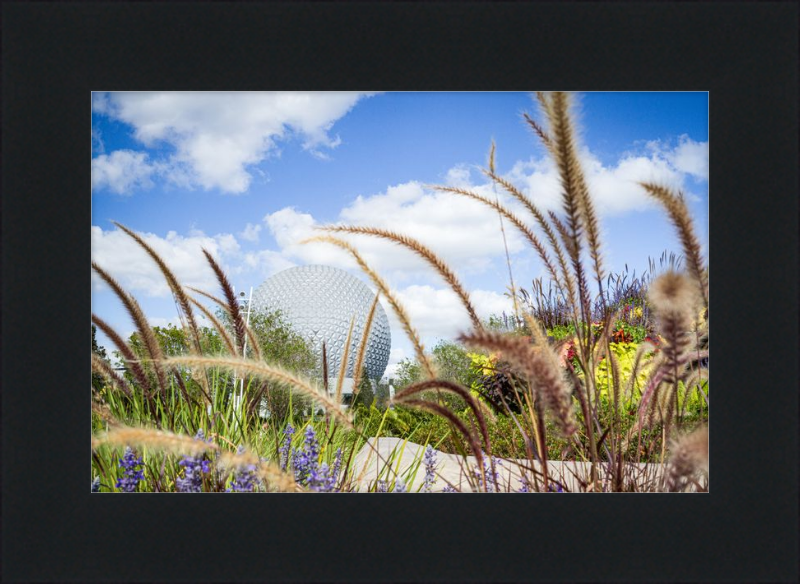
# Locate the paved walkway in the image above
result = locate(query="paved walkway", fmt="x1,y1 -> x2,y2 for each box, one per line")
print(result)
350,437 -> 698,492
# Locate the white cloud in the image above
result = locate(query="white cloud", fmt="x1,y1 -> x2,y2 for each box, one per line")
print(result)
91,150 -> 156,195
263,207 -> 359,269
389,347 -> 408,364
644,135 -> 708,181
91,92 -> 112,114
240,249 -> 296,280
394,285 -> 467,340
240,222 -> 262,242
444,164 -> 472,187
380,347 -> 407,380
582,150 -> 682,215
504,137 -> 707,217
259,181 -> 535,287
147,316 -> 199,329
339,181 -> 527,274
470,289 -> 516,320
665,135 -> 708,181
91,225 -> 241,297
389,285 -> 512,342
92,92 -> 374,194
505,156 -> 567,215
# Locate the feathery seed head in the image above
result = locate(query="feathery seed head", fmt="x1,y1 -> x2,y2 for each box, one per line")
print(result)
458,330 -> 576,437
648,271 -> 698,318
666,425 -> 709,491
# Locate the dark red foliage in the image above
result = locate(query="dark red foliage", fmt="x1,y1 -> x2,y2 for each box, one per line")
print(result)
611,327 -> 633,343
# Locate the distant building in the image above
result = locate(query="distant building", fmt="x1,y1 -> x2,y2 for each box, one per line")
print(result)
250,265 -> 391,398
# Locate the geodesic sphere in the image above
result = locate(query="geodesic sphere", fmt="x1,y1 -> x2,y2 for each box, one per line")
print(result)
250,265 -> 391,381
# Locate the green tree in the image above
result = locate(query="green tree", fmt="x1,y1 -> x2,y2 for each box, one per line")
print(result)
394,340 -> 483,390
390,341 -> 486,411
393,358 -> 422,389
352,372 -> 375,409
120,323 -> 223,360
118,324 -> 233,403
92,324 -> 110,392
216,307 -> 317,373
114,312 -> 318,420
219,306 -> 318,422
246,310 -> 317,373
431,340 -> 482,388
374,379 -> 392,409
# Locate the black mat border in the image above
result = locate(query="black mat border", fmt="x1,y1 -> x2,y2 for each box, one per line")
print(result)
2,2 -> 798,583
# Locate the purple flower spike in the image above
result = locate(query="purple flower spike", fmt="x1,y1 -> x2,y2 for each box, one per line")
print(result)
116,447 -> 145,492
279,424 -> 295,471
228,445 -> 260,492
323,448 -> 343,493
473,452 -> 502,492
292,425 -> 320,485
176,429 -> 212,493
421,445 -> 437,493
282,425 -> 342,492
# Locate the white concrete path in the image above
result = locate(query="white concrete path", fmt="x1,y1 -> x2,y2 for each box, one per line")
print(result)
350,437 -> 701,492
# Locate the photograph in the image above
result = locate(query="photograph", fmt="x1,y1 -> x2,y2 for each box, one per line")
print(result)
90,90 -> 709,494
4,1 -> 797,581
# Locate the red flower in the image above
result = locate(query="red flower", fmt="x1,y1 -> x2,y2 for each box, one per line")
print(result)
567,344 -> 577,361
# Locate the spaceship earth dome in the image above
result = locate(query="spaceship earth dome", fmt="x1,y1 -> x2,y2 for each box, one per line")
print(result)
250,265 -> 391,382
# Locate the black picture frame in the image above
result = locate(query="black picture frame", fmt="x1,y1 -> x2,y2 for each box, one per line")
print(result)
2,2 -> 797,582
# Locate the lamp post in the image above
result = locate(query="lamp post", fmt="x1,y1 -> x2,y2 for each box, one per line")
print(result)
233,287 -> 253,414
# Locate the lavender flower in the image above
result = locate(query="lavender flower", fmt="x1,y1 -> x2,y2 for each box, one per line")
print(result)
228,445 -> 260,492
281,425 -> 342,492
547,483 -> 565,493
115,447 -> 144,493
307,462 -> 329,492
473,453 -> 502,492
308,456 -> 344,493
442,484 -> 457,493
292,425 -> 320,485
375,478 -> 408,493
278,424 -> 295,471
176,429 -> 211,493
324,448 -> 343,492
421,444 -> 437,493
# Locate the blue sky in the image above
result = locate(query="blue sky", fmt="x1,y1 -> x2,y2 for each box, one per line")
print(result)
91,91 -> 708,378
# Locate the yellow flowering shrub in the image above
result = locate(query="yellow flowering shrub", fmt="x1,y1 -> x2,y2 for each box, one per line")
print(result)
593,342 -> 654,405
